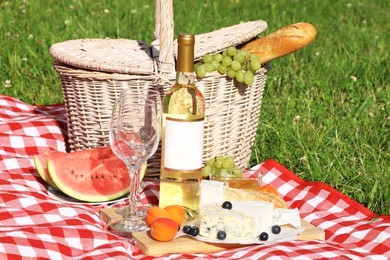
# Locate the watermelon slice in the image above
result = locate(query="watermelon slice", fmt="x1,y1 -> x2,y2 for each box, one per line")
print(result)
33,146 -> 115,189
47,156 -> 147,202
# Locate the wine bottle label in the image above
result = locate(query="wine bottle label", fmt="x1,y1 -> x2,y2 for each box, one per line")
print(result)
162,113 -> 204,172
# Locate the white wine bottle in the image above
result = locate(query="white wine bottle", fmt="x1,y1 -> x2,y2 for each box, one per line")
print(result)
159,33 -> 205,219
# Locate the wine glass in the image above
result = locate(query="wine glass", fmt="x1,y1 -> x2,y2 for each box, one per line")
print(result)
111,89 -> 162,218
109,89 -> 161,234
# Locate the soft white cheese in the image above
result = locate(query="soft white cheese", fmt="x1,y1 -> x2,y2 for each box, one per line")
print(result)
200,180 -> 224,210
199,204 -> 255,239
233,201 -> 274,235
199,201 -> 274,239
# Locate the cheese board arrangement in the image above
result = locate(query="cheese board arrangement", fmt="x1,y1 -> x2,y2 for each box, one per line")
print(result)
100,174 -> 325,256
100,203 -> 325,256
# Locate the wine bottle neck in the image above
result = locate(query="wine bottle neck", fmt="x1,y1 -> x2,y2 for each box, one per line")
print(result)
177,33 -> 195,71
176,71 -> 195,85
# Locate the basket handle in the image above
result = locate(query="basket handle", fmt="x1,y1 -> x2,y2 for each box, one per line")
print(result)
154,0 -> 175,79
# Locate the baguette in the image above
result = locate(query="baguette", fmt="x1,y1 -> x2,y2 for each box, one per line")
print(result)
240,22 -> 317,64
222,186 -> 288,209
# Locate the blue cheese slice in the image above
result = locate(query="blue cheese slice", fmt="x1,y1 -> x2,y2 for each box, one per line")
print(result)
199,201 -> 274,239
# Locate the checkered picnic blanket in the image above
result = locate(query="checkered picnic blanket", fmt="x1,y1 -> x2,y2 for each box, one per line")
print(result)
0,95 -> 389,259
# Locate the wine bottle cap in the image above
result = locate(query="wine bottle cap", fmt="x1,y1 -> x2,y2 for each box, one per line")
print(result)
177,33 -> 195,73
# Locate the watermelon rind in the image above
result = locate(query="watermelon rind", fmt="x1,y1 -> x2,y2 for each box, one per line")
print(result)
34,154 -> 59,190
47,157 -> 147,203
33,147 -> 115,190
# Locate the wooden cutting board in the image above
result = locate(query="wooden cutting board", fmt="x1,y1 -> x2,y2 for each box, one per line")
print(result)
100,207 -> 325,256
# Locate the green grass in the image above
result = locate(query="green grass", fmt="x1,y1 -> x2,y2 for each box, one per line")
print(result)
1,0 -> 388,215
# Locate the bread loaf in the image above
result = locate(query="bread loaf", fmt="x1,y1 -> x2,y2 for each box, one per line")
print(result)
240,22 -> 317,64
222,186 -> 288,209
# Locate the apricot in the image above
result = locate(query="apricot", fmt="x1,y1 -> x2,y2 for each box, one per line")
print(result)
150,218 -> 178,242
164,205 -> 186,225
259,184 -> 279,196
145,206 -> 171,227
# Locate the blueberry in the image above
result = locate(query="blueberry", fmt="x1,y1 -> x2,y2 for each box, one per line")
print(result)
190,226 -> 199,236
222,201 -> 232,210
183,225 -> 192,234
258,232 -> 269,241
271,225 -> 281,234
217,231 -> 227,240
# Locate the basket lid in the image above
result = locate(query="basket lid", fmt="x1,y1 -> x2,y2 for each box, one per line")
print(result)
50,38 -> 154,75
175,20 -> 268,60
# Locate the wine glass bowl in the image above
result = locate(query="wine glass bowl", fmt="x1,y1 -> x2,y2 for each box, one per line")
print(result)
109,89 -> 161,235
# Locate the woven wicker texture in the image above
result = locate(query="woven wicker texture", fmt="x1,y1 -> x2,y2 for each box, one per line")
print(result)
50,0 -> 269,177
182,20 -> 267,61
50,39 -> 154,75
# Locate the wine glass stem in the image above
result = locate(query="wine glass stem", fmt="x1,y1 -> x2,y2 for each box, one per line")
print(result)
125,165 -> 140,220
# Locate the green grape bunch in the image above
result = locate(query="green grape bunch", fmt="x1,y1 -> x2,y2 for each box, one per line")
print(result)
201,155 -> 243,179
194,46 -> 261,86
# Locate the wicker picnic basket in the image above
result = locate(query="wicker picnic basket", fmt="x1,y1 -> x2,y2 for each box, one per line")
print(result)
50,0 -> 269,178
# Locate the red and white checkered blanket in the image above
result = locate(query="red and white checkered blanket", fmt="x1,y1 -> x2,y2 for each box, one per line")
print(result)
1,95 -> 389,259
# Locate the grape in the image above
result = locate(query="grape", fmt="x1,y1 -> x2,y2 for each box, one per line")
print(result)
196,46 -> 259,83
244,70 -> 254,85
259,232 -> 269,241
227,68 -> 236,79
226,46 -> 237,57
222,56 -> 232,67
206,158 -> 215,167
194,62 -> 200,72
235,70 -> 244,83
222,201 -> 233,210
272,225 -> 281,234
211,60 -> 220,71
233,53 -> 245,63
183,225 -> 192,234
217,231 -> 227,240
196,65 -> 207,78
214,160 -> 223,169
250,59 -> 261,71
205,63 -> 214,72
213,53 -> 223,62
231,60 -> 241,71
190,226 -> 199,236
239,49 -> 249,57
218,64 -> 227,74
201,155 -> 243,179
201,165 -> 212,178
232,167 -> 243,177
224,155 -> 235,165
202,54 -> 213,63
250,53 -> 259,61
215,155 -> 224,162
222,158 -> 234,170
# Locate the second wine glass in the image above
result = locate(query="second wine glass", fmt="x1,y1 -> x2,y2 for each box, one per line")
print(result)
109,89 -> 161,234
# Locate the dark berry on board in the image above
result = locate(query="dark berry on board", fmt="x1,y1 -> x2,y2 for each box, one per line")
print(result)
271,225 -> 281,234
183,225 -> 192,234
217,231 -> 227,240
190,226 -> 199,236
259,232 -> 269,241
222,201 -> 233,210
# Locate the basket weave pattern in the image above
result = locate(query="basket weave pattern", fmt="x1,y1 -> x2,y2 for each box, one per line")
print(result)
50,0 -> 268,177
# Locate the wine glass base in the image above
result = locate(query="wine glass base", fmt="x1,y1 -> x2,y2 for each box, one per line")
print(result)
115,203 -> 151,218
110,217 -> 150,236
